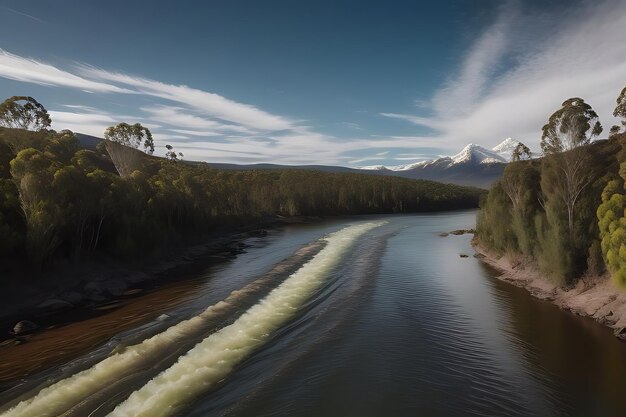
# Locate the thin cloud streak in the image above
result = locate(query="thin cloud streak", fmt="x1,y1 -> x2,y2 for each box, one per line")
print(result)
79,66 -> 295,131
0,49 -> 130,93
3,7 -> 45,23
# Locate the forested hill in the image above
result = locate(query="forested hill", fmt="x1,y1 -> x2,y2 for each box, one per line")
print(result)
477,91 -> 626,288
478,132 -> 625,288
0,127 -> 483,275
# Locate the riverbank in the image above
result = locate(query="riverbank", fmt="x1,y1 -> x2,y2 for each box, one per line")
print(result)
472,239 -> 626,340
0,215 -> 317,342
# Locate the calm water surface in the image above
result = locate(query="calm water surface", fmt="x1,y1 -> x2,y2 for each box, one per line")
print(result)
2,211 -> 626,417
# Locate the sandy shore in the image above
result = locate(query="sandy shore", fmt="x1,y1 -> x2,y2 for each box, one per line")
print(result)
472,239 -> 626,340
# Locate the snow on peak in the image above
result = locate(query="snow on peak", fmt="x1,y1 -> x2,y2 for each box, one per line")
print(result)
492,138 -> 521,161
358,141 -> 511,172
390,159 -> 440,171
451,144 -> 506,164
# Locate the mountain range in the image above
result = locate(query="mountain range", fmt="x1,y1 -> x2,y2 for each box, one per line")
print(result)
359,138 -> 521,188
76,134 -> 519,189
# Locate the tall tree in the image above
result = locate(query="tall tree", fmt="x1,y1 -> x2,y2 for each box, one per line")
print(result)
0,96 -> 51,131
165,144 -> 184,161
613,86 -> 626,135
511,142 -> 532,161
597,87 -> 626,286
540,98 -> 603,234
104,123 -> 154,177
9,148 -> 60,264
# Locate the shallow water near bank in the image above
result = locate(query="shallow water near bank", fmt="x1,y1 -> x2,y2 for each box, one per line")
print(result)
2,211 -> 626,416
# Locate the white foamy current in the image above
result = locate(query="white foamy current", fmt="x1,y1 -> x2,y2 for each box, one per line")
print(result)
2,221 -> 383,417
107,221 -> 384,417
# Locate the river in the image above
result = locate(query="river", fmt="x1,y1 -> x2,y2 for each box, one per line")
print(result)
1,211 -> 626,416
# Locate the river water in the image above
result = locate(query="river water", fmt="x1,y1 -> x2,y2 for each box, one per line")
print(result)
2,211 -> 626,416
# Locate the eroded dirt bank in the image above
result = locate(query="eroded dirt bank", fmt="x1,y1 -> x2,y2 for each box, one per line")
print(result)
472,240 -> 626,340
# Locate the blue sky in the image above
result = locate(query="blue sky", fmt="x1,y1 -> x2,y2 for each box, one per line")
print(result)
0,0 -> 624,166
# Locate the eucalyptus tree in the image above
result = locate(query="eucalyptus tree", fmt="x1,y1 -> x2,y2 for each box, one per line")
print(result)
511,142 -> 532,161
0,96 -> 51,131
165,144 -> 184,161
9,148 -> 60,264
104,123 -> 154,177
614,87 -> 626,122
540,97 -> 603,234
597,87 -> 626,286
611,86 -> 626,136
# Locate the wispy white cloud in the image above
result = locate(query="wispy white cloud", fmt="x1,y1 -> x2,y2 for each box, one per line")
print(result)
79,66 -> 295,131
339,121 -> 363,130
382,0 -> 626,151
0,47 -> 451,165
141,105 -> 256,134
0,49 -> 130,93
50,108 -> 160,137
167,128 -> 222,137
379,113 -> 442,131
0,49 -> 294,133
62,104 -> 100,112
49,110 -> 120,136
431,1 -> 517,117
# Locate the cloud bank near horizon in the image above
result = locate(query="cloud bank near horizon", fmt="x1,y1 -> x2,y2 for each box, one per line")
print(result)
0,0 -> 624,166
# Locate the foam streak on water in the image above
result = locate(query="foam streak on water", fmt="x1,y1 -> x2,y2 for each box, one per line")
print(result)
1,241 -> 326,417
107,221 -> 385,417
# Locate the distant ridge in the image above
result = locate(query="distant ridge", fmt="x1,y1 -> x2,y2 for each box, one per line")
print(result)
360,139 -> 524,188
75,132 -> 512,188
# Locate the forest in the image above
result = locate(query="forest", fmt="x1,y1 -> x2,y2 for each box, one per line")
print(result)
477,87 -> 626,287
0,97 -> 483,278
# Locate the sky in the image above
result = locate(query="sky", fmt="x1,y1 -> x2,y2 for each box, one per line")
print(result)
0,0 -> 624,167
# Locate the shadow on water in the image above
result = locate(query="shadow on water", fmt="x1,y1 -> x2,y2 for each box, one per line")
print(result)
478,261 -> 626,417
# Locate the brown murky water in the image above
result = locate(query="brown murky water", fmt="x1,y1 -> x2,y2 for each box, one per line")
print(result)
0,278 -> 204,386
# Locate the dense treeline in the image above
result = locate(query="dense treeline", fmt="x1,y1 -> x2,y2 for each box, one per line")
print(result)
478,89 -> 626,287
0,121 -> 482,274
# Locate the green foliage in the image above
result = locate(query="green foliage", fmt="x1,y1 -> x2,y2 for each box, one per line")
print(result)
165,144 -> 183,161
540,98 -> 603,237
103,123 -> 155,178
479,138 -> 619,286
614,87 -> 626,129
478,161 -> 539,255
597,133 -> 626,287
0,96 -> 51,131
534,211 -> 571,286
0,126 -> 483,271
511,142 -> 532,162
476,182 -> 515,253
541,97 -> 602,154
104,123 -> 154,154
0,178 -> 23,254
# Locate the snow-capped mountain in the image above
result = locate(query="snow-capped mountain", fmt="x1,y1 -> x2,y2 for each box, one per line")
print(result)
359,139 -> 520,188
450,143 -> 507,164
362,139 -> 519,172
491,138 -> 521,161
